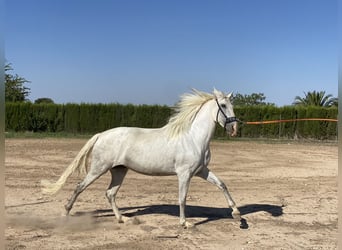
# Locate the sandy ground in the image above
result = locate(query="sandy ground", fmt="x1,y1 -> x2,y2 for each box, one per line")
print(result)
5,138 -> 338,249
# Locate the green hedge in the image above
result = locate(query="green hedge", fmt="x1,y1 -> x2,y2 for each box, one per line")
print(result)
5,103 -> 337,140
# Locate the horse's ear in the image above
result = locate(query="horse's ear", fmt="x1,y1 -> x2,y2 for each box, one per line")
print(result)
213,88 -> 223,98
227,92 -> 233,99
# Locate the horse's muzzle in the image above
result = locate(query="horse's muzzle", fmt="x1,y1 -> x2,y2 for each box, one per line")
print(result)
227,121 -> 238,137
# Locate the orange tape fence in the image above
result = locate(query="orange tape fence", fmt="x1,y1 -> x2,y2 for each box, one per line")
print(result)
243,118 -> 338,125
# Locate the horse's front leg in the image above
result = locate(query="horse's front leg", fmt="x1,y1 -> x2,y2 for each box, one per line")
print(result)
177,172 -> 193,228
196,168 -> 241,219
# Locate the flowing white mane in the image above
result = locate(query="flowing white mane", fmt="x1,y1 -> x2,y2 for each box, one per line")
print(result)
165,89 -> 214,137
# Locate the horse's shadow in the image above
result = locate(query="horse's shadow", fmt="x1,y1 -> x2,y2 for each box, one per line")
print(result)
76,203 -> 283,228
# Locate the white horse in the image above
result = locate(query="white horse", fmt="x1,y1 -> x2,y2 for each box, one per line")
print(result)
41,88 -> 240,228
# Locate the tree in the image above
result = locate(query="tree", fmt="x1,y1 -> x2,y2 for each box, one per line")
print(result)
232,93 -> 274,106
5,63 -> 31,102
293,91 -> 338,107
35,98 -> 54,104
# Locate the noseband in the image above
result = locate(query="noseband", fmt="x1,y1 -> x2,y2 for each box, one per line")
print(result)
215,99 -> 239,129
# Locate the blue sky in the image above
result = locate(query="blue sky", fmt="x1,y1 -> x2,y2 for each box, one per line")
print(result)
5,0 -> 337,106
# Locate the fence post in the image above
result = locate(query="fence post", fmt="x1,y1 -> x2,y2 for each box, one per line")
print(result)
278,114 -> 282,139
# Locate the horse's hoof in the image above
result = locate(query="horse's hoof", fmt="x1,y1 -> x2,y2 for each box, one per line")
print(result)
181,221 -> 194,229
119,216 -> 141,225
127,217 -> 141,225
232,209 -> 241,220
118,215 -> 130,223
62,210 -> 70,217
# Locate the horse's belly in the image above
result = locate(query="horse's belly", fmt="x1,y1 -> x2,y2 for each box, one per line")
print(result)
130,166 -> 176,176
123,153 -> 176,176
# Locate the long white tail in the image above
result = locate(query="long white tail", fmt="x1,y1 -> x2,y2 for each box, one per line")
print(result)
41,133 -> 101,195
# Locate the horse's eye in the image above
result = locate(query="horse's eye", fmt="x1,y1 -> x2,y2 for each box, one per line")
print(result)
220,104 -> 226,109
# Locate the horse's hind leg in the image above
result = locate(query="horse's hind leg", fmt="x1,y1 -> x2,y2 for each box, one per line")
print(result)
65,166 -> 109,215
106,166 -> 128,223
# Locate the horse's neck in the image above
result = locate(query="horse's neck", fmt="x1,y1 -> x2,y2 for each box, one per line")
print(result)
188,100 -> 216,147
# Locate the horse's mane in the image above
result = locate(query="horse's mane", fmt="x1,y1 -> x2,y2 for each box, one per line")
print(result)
165,89 -> 214,137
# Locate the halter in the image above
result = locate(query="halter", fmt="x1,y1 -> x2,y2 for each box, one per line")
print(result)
215,99 -> 239,130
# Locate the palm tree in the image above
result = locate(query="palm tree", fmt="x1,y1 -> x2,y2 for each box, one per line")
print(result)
293,91 -> 338,107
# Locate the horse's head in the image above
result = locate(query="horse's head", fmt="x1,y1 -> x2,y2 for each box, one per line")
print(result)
213,88 -> 238,137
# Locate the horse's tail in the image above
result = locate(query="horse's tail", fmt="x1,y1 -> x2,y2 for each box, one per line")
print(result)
41,133 -> 101,195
